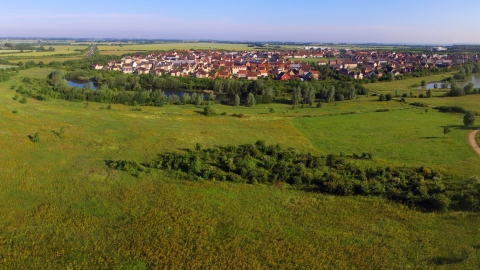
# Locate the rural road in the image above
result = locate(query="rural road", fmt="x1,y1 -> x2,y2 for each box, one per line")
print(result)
469,128 -> 480,156
86,45 -> 97,56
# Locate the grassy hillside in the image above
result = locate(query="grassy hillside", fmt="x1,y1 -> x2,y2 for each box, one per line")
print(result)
1,68 -> 480,268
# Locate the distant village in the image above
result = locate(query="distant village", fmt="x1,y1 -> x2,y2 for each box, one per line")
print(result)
91,47 -> 475,81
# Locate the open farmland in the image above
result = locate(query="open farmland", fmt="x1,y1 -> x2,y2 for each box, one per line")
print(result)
97,42 -> 299,54
0,45 -> 88,57
0,64 -> 16,69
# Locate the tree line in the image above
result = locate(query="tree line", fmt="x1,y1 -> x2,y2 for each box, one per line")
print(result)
45,70 -> 369,106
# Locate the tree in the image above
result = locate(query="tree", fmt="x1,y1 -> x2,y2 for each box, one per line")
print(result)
196,93 -> 204,105
464,83 -> 474,95
347,86 -> 356,100
443,126 -> 451,136
387,72 -> 395,82
463,112 -> 476,126
421,80 -> 426,87
385,93 -> 392,101
261,87 -> 275,104
234,94 -> 240,106
395,89 -> 400,97
316,101 -> 322,108
180,93 -> 191,104
426,89 -> 433,98
378,94 -> 386,101
434,83 -> 438,89
208,91 -> 215,102
246,93 -> 256,107
204,105 -> 216,116
291,87 -> 302,106
327,85 -> 335,103
304,87 -> 316,106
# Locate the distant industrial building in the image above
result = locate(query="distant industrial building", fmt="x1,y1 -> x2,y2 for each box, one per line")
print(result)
430,47 -> 448,51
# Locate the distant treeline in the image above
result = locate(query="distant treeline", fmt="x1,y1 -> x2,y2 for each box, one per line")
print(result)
106,141 -> 480,212
447,62 -> 480,97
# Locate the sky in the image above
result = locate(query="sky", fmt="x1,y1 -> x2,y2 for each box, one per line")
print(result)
1,0 -> 479,44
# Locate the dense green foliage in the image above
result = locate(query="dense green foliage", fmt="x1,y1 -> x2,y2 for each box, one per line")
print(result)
435,106 -> 467,113
464,112 -> 476,126
43,69 -> 373,106
107,141 -> 480,212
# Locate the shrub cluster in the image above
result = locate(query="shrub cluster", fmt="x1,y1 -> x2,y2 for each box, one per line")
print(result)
106,141 -> 480,212
434,106 -> 467,113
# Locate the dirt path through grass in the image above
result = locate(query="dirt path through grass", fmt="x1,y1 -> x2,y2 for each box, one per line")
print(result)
469,128 -> 480,156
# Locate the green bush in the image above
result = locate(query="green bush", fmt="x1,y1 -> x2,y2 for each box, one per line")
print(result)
463,112 -> 475,126
435,106 -> 466,113
203,106 -> 217,116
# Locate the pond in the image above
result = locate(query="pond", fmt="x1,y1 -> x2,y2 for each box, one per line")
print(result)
67,80 -> 98,90
419,74 -> 480,90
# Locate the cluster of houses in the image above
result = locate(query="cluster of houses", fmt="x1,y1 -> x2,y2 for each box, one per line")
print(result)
330,50 -> 470,80
90,48 -> 472,81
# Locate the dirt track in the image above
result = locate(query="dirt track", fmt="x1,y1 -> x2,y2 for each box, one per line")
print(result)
468,128 -> 480,156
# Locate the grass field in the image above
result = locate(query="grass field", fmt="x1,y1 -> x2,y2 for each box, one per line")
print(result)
419,95 -> 480,113
292,108 -> 480,177
2,67 -> 480,268
366,72 -> 454,95
5,56 -> 83,64
0,64 -> 16,69
0,45 -> 88,57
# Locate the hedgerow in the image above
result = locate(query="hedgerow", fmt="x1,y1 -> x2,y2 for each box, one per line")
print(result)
106,141 -> 480,212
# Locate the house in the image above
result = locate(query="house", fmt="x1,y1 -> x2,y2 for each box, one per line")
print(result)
247,72 -> 258,80
217,70 -> 230,79
152,68 -> 165,76
317,60 -> 327,66
342,60 -> 357,69
237,70 -> 247,78
90,64 -> 104,70
121,64 -> 133,74
258,69 -> 268,77
349,72 -> 363,80
278,72 -> 291,81
136,67 -> 149,74
195,69 -> 208,78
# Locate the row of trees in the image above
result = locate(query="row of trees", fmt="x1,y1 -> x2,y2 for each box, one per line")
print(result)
45,70 -> 369,106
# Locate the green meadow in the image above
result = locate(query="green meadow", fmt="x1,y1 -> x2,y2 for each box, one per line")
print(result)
0,45 -> 88,57
0,65 -> 480,268
366,72 -> 454,96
